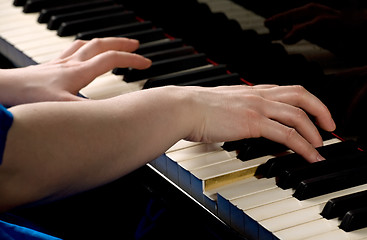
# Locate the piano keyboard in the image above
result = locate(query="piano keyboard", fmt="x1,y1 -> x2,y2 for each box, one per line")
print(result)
1,0 -> 367,239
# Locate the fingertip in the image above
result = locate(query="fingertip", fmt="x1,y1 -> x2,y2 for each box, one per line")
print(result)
131,53 -> 152,69
317,153 -> 326,162
317,115 -> 336,132
124,38 -> 140,52
128,38 -> 140,47
138,56 -> 152,69
304,149 -> 325,163
329,118 -> 336,131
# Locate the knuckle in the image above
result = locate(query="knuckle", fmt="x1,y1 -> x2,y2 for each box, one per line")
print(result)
305,2 -> 319,11
73,39 -> 86,46
294,107 -> 307,119
103,50 -> 119,59
284,127 -> 298,142
89,38 -> 104,48
291,85 -> 306,98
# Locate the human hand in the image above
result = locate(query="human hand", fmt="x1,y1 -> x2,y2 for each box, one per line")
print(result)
265,3 -> 342,44
0,37 -> 152,106
184,84 -> 336,163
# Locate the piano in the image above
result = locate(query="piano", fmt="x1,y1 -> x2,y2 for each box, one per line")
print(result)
2,0 -> 367,239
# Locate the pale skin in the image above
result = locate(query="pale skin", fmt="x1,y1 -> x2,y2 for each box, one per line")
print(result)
0,38 -> 336,212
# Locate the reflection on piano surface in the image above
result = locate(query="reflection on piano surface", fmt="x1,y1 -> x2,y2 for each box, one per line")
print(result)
2,0 -> 367,239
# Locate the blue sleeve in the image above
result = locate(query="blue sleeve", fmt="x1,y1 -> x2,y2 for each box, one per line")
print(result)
0,104 -> 13,165
0,220 -> 61,240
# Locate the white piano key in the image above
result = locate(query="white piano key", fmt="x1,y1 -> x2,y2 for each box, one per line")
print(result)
232,187 -> 293,211
179,150 -> 237,171
2,29 -> 54,45
175,149 -> 250,203
9,33 -> 73,51
0,13 -> 39,32
260,205 -> 322,233
305,228 -> 367,240
259,186 -> 367,239
24,42 -> 71,57
191,158 -> 257,192
274,218 -> 340,240
216,177 -> 276,225
167,140 -> 201,153
218,177 -> 276,201
81,77 -> 147,100
241,184 -> 367,240
166,142 -> 223,162
228,187 -> 294,237
11,29 -> 72,46
33,52 -> 62,64
246,184 -> 367,222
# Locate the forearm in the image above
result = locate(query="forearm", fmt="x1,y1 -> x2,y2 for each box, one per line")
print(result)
0,86 -> 194,211
0,84 -> 336,211
0,69 -> 23,106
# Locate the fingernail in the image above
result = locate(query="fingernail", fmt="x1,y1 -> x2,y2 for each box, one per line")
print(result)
316,153 -> 325,162
129,39 -> 139,44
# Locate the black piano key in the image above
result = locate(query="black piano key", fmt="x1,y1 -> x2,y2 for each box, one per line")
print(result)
321,189 -> 367,220
13,0 -> 26,6
256,140 -> 359,178
115,53 -> 208,82
48,5 -> 125,30
143,64 -> 228,89
276,149 -> 367,190
23,0 -> 86,13
38,0 -> 115,23
57,11 -> 136,37
135,39 -> 184,55
293,165 -> 367,200
222,137 -> 289,162
143,46 -> 195,62
255,154 -> 305,178
76,21 -> 153,40
117,28 -> 167,44
340,207 -> 367,232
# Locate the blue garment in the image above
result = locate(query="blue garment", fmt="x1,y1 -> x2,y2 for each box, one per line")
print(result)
0,105 -> 61,240
0,220 -> 60,240
0,104 -> 13,165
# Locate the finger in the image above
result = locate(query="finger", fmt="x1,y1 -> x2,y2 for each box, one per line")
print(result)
56,40 -> 88,59
259,117 -> 324,163
261,99 -> 323,147
265,3 -> 335,29
282,16 -> 335,44
251,84 -> 279,89
258,85 -> 336,132
282,20 -> 316,44
71,37 -> 141,61
81,51 -> 152,81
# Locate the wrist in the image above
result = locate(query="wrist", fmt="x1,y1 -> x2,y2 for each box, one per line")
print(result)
0,69 -> 20,106
165,86 -> 205,142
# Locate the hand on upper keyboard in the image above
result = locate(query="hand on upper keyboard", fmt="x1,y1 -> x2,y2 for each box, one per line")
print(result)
0,37 -> 152,106
265,3 -> 341,44
264,3 -> 367,59
184,84 -> 336,163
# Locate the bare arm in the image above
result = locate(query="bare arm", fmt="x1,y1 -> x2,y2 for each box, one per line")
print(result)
0,85 -> 335,211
